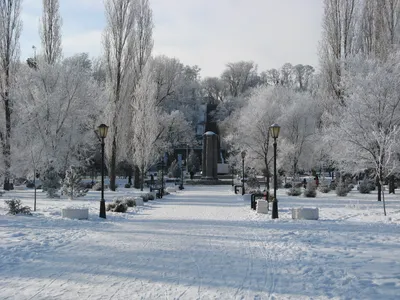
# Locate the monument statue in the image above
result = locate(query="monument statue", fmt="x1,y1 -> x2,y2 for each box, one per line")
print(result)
201,131 -> 218,180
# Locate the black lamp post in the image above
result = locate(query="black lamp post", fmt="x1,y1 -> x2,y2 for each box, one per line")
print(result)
269,123 -> 281,219
241,150 -> 246,195
98,124 -> 109,219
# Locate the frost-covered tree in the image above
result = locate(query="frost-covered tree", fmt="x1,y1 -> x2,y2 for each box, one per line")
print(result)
15,55 -> 103,175
221,61 -> 259,97
278,89 -> 319,179
319,0 -> 358,104
324,53 -> 400,214
103,0 -> 153,191
202,77 -> 227,103
128,63 -> 160,191
40,0 -> 62,65
0,0 -> 22,190
42,167 -> 61,198
225,86 -> 282,191
62,166 -> 88,199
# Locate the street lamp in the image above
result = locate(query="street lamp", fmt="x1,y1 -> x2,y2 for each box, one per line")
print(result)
269,123 -> 281,219
241,150 -> 246,195
98,124 -> 109,219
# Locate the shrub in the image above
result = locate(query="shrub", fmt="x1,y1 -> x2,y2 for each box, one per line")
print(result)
112,203 -> 128,213
26,181 -> 35,188
147,193 -> 155,200
42,168 -> 61,198
5,199 -> 31,215
287,187 -> 301,196
112,196 -> 124,204
61,167 -> 88,199
329,181 -> 337,190
336,182 -> 348,196
318,185 -> 331,193
304,181 -> 317,197
246,176 -> 260,190
359,180 -> 371,194
284,182 -> 292,189
106,203 -> 117,211
141,194 -> 149,202
124,197 -> 136,207
318,180 -> 330,193
92,183 -> 109,191
368,181 -> 376,191
124,183 -> 131,188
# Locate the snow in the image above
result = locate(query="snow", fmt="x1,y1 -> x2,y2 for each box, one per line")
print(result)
1,185 -> 400,299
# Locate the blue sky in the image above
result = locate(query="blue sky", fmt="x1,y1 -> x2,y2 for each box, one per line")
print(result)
20,0 -> 324,77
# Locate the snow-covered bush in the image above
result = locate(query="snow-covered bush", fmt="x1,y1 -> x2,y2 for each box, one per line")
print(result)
147,193 -> 155,200
284,182 -> 292,189
329,181 -> 337,190
112,196 -> 124,204
246,175 -> 260,190
61,167 -> 88,199
5,199 -> 31,215
304,181 -> 317,197
287,187 -> 301,196
124,183 -> 131,188
140,194 -> 149,202
336,182 -> 349,196
42,168 -> 61,198
107,199 -> 129,213
112,203 -> 128,213
92,183 -> 109,191
318,180 -> 330,193
359,180 -> 371,194
106,202 -> 116,211
124,197 -> 136,207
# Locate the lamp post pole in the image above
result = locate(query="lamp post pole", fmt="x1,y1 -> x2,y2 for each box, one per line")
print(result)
241,151 -> 246,195
161,157 -> 164,198
272,138 -> 278,219
98,124 -> 109,219
270,124 -> 280,219
100,136 -> 106,218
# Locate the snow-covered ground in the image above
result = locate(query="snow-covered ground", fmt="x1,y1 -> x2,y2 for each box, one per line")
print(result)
1,185 -> 400,299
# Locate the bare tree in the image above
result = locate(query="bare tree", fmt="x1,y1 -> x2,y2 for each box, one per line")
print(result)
0,0 -> 22,190
319,0 -> 357,103
103,0 -> 153,191
221,61 -> 259,97
40,0 -> 62,65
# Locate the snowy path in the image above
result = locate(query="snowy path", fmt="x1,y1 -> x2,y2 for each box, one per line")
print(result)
1,186 -> 400,299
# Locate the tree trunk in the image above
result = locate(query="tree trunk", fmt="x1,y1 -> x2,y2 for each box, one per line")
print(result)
134,166 -> 140,189
377,176 -> 381,201
389,175 -> 395,194
109,134 -> 117,191
3,92 -> 11,191
140,166 -> 144,191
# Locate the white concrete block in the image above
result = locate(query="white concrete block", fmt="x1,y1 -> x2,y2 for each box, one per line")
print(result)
292,207 -> 319,220
256,200 -> 269,214
166,186 -> 176,193
134,197 -> 144,206
61,208 -> 89,220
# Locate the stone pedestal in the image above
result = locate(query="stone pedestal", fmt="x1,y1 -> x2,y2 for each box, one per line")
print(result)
202,131 -> 218,180
292,208 -> 319,220
256,200 -> 269,214
61,208 -> 89,220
